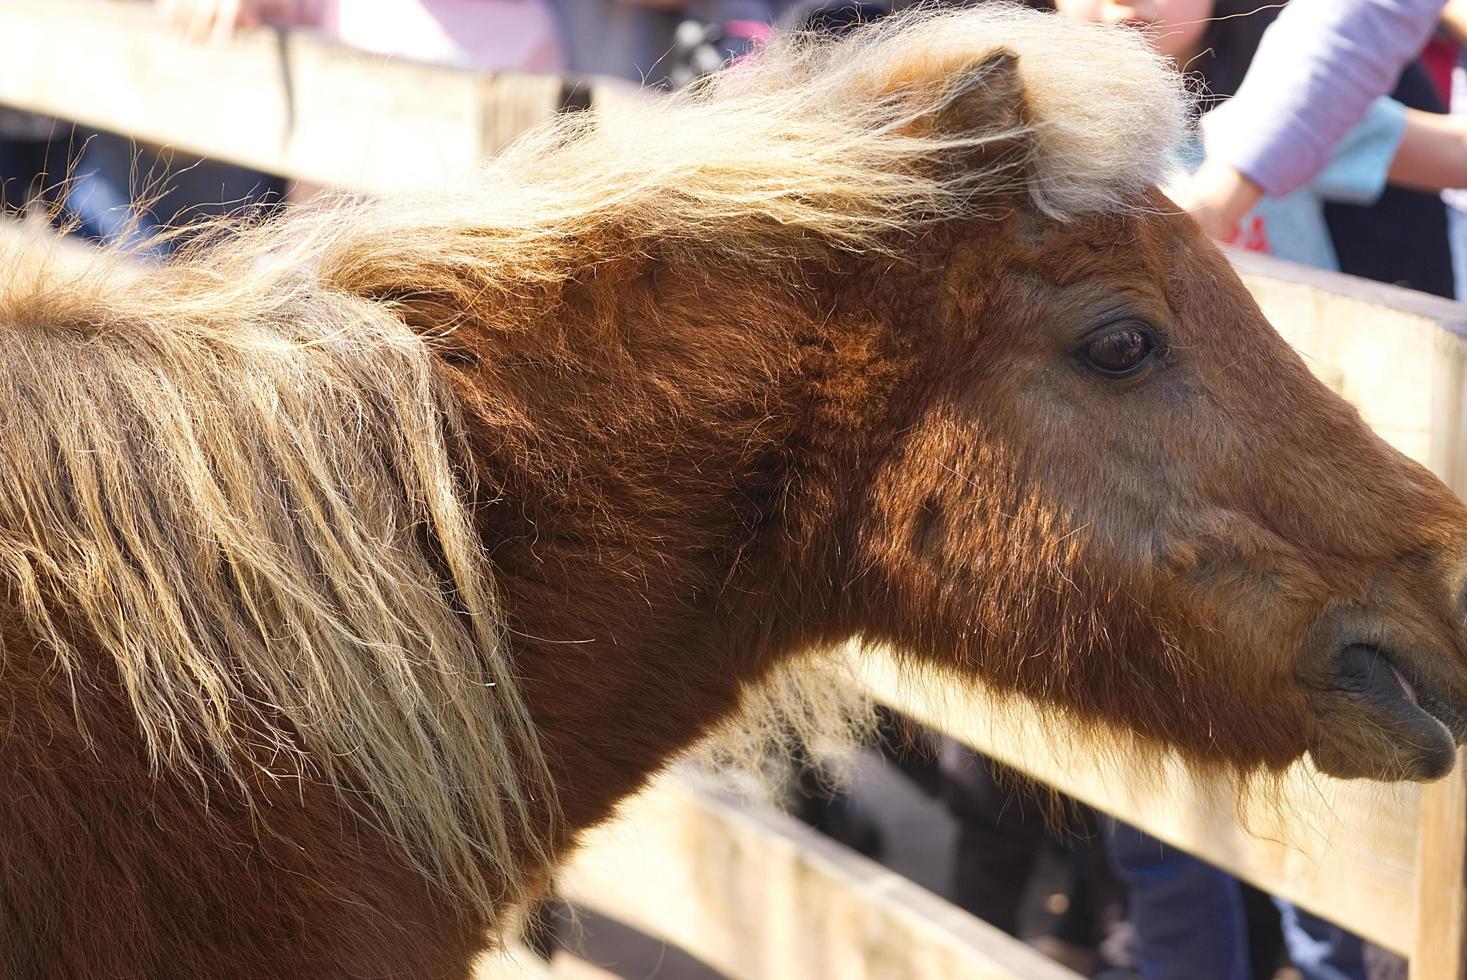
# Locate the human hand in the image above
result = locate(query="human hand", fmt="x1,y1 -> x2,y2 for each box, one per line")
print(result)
156,0 -> 263,43
1165,158 -> 1263,241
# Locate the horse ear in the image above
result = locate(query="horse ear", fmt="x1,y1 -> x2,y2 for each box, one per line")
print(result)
935,48 -> 1028,139
872,45 -> 1031,183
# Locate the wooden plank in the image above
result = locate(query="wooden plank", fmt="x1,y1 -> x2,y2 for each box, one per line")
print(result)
1235,252 -> 1467,975
1412,763 -> 1467,980
0,0 -> 605,193
854,649 -> 1420,957
1230,249 -> 1467,338
562,774 -> 1080,980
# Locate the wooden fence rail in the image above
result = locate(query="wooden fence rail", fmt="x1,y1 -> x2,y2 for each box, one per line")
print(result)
0,0 -> 627,194
563,773 -> 1079,980
4,5 -> 1467,977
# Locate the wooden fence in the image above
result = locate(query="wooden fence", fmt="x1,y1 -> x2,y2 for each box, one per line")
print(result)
0,0 -> 630,194
4,3 -> 1467,977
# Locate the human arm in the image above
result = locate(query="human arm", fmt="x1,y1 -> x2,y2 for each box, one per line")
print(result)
1387,108 -> 1467,191
1179,96 -> 1418,236
1203,0 -> 1444,199
1165,160 -> 1263,241
1170,0 -> 1445,236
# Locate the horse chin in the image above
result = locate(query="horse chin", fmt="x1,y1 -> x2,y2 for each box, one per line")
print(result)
1305,645 -> 1465,782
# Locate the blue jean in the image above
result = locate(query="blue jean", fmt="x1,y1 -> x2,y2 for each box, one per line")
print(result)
1,129 -> 284,256
1277,903 -> 1368,980
62,137 -> 167,255
1107,821 -> 1366,980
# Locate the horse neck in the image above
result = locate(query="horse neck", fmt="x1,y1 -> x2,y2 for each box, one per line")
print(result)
443,258 -> 884,840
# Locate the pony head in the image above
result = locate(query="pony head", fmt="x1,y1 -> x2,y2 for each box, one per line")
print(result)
799,10 -> 1467,782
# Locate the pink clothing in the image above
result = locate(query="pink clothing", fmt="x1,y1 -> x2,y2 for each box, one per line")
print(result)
265,0 -> 564,72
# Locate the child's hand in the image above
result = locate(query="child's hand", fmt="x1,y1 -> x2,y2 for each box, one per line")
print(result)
1165,159 -> 1263,241
156,0 -> 264,43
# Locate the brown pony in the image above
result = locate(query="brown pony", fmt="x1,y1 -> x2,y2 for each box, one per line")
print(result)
2,6 -> 1466,977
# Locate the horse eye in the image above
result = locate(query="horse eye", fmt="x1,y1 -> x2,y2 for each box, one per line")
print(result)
1084,324 -> 1155,377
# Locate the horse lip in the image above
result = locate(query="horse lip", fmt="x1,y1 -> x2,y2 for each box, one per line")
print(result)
1335,644 -> 1466,732
1392,657 -> 1467,742
1306,644 -> 1464,780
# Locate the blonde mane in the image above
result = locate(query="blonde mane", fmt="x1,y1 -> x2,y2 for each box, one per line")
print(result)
0,4 -> 1186,928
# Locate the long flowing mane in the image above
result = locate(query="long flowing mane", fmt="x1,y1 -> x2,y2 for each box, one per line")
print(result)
0,5 -> 1186,927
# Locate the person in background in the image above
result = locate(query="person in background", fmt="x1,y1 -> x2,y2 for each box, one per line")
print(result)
1434,1 -> 1467,297
158,0 -> 564,71
1081,0 -> 1456,297
937,746 -> 1125,976
1061,1 -> 1467,277
1324,54 -> 1455,299
0,116 -> 284,256
1165,0 -> 1450,239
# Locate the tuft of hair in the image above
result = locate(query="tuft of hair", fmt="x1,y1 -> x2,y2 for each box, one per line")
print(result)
0,241 -> 553,924
0,2 -> 1190,928
871,653 -> 1337,847
691,651 -> 875,796
276,4 -> 1190,326
673,1 -> 1191,223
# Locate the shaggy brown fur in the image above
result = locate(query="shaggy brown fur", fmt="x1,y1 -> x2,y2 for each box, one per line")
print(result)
3,6 -> 1467,978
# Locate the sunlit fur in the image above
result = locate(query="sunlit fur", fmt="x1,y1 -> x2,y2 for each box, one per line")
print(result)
9,6 -> 1456,978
